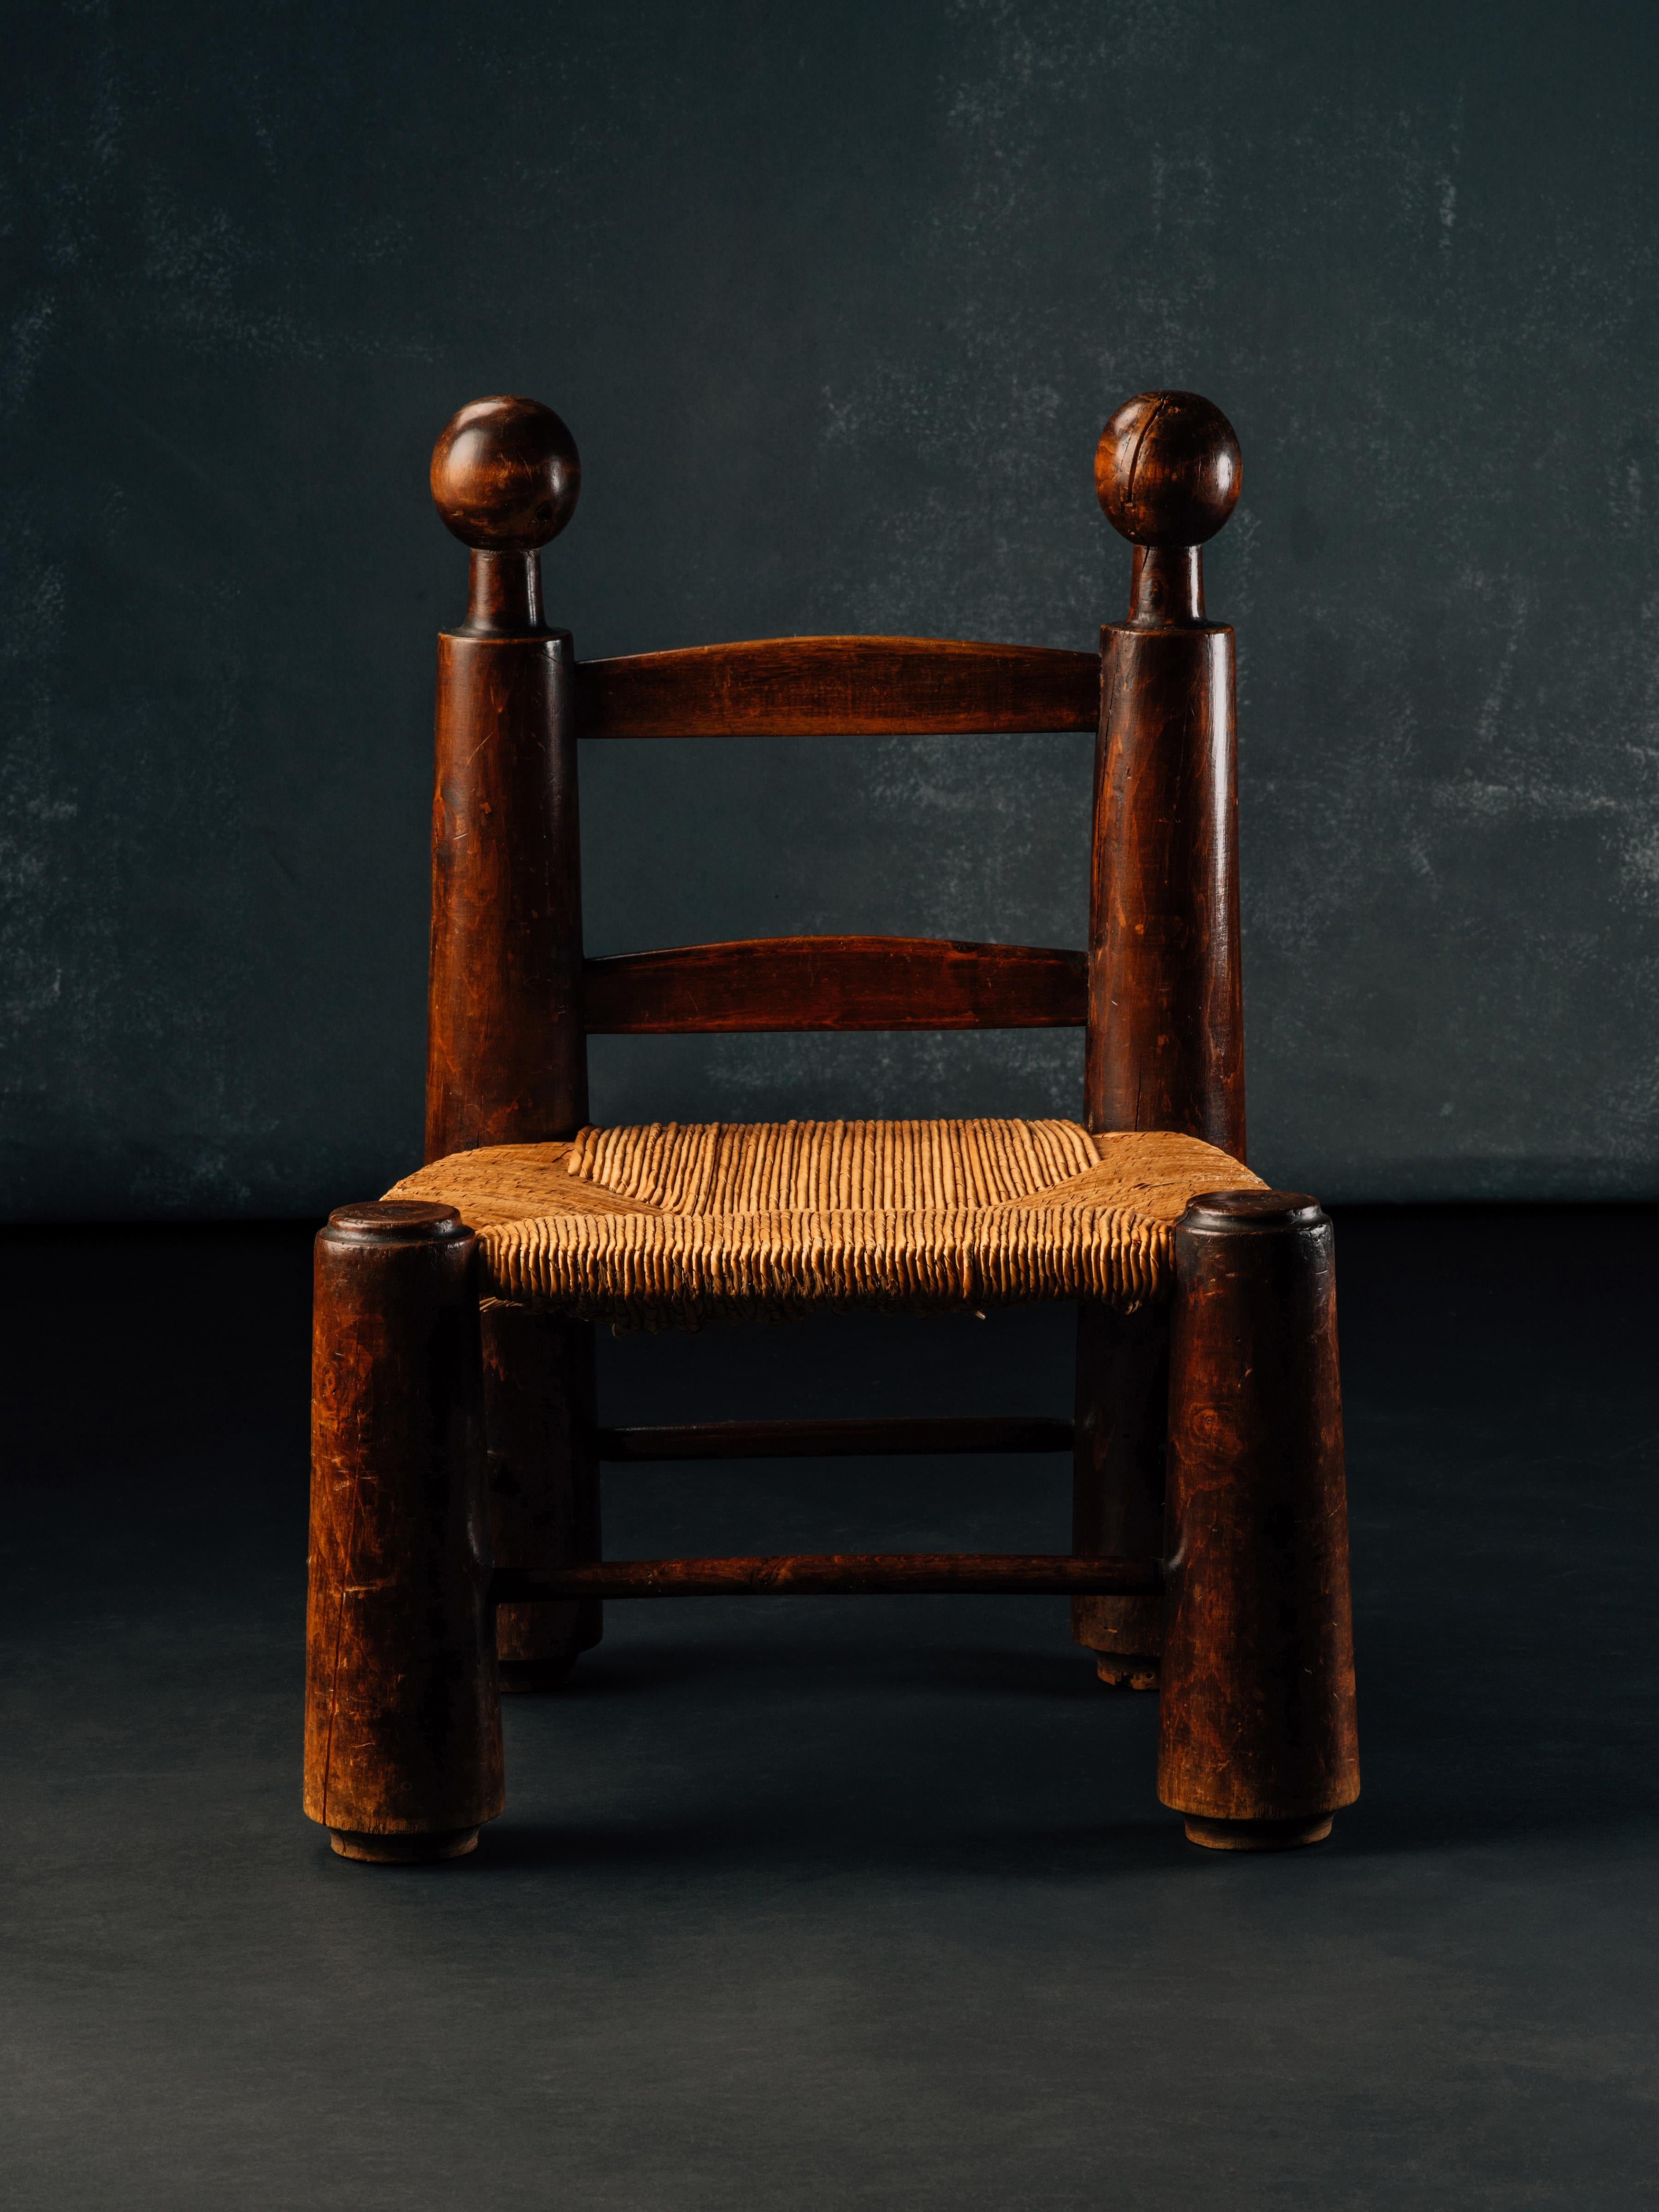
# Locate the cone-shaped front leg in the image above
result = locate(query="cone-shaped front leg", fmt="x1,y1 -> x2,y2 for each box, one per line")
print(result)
304,1202 -> 504,1863
1158,1190 -> 1359,1851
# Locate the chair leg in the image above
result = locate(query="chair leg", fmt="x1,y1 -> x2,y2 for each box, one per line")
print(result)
303,1203 -> 505,1863
483,1306 -> 603,1692
1071,1300 -> 1167,1689
1157,1191 -> 1360,1851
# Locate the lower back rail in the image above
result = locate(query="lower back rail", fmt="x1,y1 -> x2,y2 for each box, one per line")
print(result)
493,1553 -> 1162,1600
596,1416 -> 1073,1460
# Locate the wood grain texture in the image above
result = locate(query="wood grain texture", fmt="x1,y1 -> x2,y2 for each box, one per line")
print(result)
1125,544 -> 1204,629
1157,1192 -> 1360,1848
425,628 -> 589,1159
431,395 -> 580,554
482,1305 -> 602,1692
1084,389 -> 1245,1155
1083,621 -> 1245,1154
424,396 -> 590,1162
584,935 -> 1086,1034
493,1553 -> 1163,1600
597,1416 -> 1073,1460
1072,388 -> 1246,1705
1094,391 -> 1241,550
576,636 -> 1100,738
304,1203 -> 503,1861
1070,1299 -> 1170,1685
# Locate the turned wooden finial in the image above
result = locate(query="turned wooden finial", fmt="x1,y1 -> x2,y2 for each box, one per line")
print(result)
1095,391 -> 1241,627
430,396 -> 581,635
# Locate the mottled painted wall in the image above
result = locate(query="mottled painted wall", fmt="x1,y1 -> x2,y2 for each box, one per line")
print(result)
3,1 -> 1656,1214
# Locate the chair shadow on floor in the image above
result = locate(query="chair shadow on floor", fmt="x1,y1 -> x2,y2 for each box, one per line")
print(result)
394,1575 -> 1659,1879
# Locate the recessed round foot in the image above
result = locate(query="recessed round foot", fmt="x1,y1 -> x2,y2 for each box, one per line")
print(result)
1095,1653 -> 1159,1692
1182,1813 -> 1334,1853
497,1653 -> 580,1694
329,1826 -> 480,1864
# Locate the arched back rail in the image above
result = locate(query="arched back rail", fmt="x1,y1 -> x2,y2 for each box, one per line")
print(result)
583,935 -> 1088,1034
574,636 -> 1101,739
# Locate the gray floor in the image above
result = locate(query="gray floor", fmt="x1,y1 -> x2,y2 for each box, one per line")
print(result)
2,1209 -> 1656,2208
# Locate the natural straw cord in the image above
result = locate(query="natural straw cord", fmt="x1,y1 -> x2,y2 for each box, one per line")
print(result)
387,1119 -> 1261,1331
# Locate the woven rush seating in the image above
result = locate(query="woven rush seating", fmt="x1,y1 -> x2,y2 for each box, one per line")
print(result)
388,1117 -> 1263,1330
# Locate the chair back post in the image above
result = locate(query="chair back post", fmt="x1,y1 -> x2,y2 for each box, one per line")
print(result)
424,396 -> 588,1161
1084,391 -> 1246,1159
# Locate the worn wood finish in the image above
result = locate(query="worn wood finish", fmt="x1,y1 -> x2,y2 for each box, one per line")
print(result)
1157,1191 -> 1360,1850
482,1306 -> 602,1692
576,635 -> 1100,740
425,398 -> 588,1163
304,1202 -> 503,1863
324,385 -> 1348,1860
1071,393 -> 1246,1703
598,1415 -> 1073,1461
584,935 -> 1085,1034
431,394 -> 581,554
1094,391 -> 1241,551
1070,1300 -> 1170,1690
494,1553 -> 1162,1601
1084,391 -> 1245,1156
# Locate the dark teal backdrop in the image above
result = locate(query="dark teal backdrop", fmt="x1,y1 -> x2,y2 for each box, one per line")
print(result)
3,1 -> 1655,1214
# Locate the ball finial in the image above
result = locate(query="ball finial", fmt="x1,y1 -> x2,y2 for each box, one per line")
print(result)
1095,391 -> 1240,548
430,396 -> 581,552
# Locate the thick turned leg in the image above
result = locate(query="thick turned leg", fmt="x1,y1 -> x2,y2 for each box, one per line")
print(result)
1158,1191 -> 1359,1851
1071,1300 -> 1168,1689
483,1306 -> 602,1692
304,1202 -> 505,1863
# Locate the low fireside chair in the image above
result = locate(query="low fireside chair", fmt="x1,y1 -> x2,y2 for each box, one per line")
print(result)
303,389 -> 1360,1864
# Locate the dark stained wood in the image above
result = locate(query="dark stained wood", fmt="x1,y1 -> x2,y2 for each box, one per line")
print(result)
493,1553 -> 1162,1601
1126,544 -> 1203,629
576,636 -> 1100,739
425,401 -> 589,1162
430,397 -> 578,641
431,395 -> 581,554
1094,391 -> 1241,550
426,626 -> 588,1155
584,935 -> 1086,1034
1067,392 -> 1247,1702
597,1416 -> 1073,1461
482,1306 -> 602,1692
335,388 -> 1353,1861
1070,1300 -> 1170,1688
1084,394 -> 1246,1158
1157,1190 -> 1360,1850
304,1201 -> 503,1863
459,549 -> 546,639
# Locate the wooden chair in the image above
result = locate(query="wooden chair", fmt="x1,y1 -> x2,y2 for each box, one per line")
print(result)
303,390 -> 1359,1865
